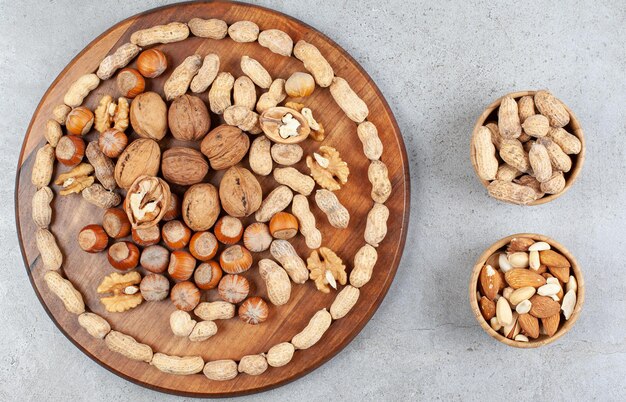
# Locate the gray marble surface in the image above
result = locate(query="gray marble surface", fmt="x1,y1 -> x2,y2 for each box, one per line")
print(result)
1,0 -> 625,400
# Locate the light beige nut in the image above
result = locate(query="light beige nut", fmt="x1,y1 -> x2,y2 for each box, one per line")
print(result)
249,136 -> 273,176
273,167 -> 315,196
151,353 -> 204,375
496,297 -> 513,326
500,139 -> 530,173
270,240 -> 308,284
258,29 -> 293,56
315,189 -> 350,229
45,119 -> 63,147
368,160 -> 391,203
364,203 -> 389,247
357,121 -> 383,160
82,184 -> 121,209
203,360 -> 238,381
488,180 -> 538,205
233,76 -> 257,110
31,144 -> 55,188
78,312 -> 111,339
292,194 -> 322,249
223,105 -> 261,133
307,146 -> 350,191
496,164 -> 520,182
190,53 -> 220,93
241,56 -> 272,89
238,354 -> 268,376
518,96 -> 536,123
105,330 -> 152,362
538,137 -> 572,172
36,228 -> 63,270
515,174 -> 545,199
271,143 -> 303,166
540,171 -> 566,194
188,18 -> 227,39
44,271 -> 84,313
194,301 -> 235,321
534,90 -> 570,128
473,126 -> 499,180
254,185 -> 293,222
266,342 -> 295,367
228,20 -> 259,42
350,244 -> 378,288
85,141 -> 116,191
170,310 -> 197,337
330,77 -> 369,123
509,287 -> 536,306
32,186 -> 53,228
52,104 -> 71,125
97,43 -> 141,80
485,122 -> 502,150
164,54 -> 202,101
130,22 -> 189,46
522,114 -> 550,138
189,320 -> 218,342
256,79 -> 287,113
307,247 -> 347,293
130,92 -> 167,140
259,259 -> 291,306
291,309 -> 332,350
528,142 -> 553,183
64,73 -> 99,108
330,285 -> 360,319
293,40 -> 334,87
498,96 -> 522,139
300,107 -> 325,141
285,72 -> 315,98
208,72 -> 234,114
547,127 -> 581,155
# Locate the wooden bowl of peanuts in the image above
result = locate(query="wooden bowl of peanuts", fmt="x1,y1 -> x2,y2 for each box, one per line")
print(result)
469,233 -> 584,348
470,90 -> 585,206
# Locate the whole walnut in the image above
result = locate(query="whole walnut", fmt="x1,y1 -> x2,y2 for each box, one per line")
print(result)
161,147 -> 209,186
182,183 -> 220,231
168,94 -> 211,141
200,125 -> 250,170
129,92 -> 167,141
219,167 -> 262,217
114,138 -> 161,189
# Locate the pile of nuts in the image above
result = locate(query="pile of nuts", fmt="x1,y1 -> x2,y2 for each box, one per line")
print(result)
477,237 -> 578,343
472,91 -> 582,204
31,17 -> 391,380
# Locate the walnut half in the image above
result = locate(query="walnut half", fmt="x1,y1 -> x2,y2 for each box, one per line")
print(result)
306,146 -> 350,191
97,271 -> 143,312
94,95 -> 129,133
307,247 -> 347,293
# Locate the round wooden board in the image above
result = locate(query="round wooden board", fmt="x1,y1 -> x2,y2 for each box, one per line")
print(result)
15,1 -> 409,397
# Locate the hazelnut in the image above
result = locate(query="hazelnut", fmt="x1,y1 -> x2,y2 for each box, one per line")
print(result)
107,241 -> 139,271
200,125 -> 250,170
161,147 -> 209,186
219,245 -> 252,274
218,274 -> 249,304
137,49 -> 168,78
243,222 -> 272,252
285,72 -> 315,98
182,183 -> 220,231
269,212 -> 299,240
219,167 -> 262,218
238,297 -> 269,325
131,225 -> 161,247
66,106 -> 94,135
55,135 -> 85,166
168,250 -> 196,281
102,208 -> 131,239
168,94 -> 211,141
189,231 -> 219,261
162,220 -> 191,250
140,273 -> 170,301
194,261 -> 222,290
140,245 -> 170,274
78,224 -> 108,253
129,92 -> 167,141
99,128 -> 128,158
124,175 -> 171,229
163,193 -> 180,221
213,216 -> 243,245
170,281 -> 200,311
116,68 -> 145,99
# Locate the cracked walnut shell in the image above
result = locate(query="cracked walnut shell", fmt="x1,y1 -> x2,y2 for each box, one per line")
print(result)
307,247 -> 347,293
97,271 -> 143,312
124,175 -> 171,229
306,146 -> 349,191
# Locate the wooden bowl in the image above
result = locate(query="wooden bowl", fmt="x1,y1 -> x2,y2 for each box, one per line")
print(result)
470,90 -> 586,205
469,233 -> 585,348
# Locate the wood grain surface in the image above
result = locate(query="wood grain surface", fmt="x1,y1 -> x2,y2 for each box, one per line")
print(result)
15,1 -> 409,397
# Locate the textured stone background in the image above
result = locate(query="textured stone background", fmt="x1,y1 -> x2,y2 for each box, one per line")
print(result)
1,0 -> 624,400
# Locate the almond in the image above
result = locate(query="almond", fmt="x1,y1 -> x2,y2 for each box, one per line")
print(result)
507,237 -> 534,252
542,313 -> 560,336
529,295 -> 560,318
561,289 -> 577,320
528,241 -> 550,251
479,296 -> 496,321
508,252 -> 529,268
505,269 -> 546,289
537,283 -> 561,297
539,249 -> 570,268
479,264 -> 501,301
496,297 -> 512,326
509,286 -> 536,306
548,266 -> 570,283
504,312 -> 520,339
518,313 -> 540,339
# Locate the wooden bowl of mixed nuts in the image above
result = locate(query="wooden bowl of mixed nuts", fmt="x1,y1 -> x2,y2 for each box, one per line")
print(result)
469,233 -> 584,348
470,90 -> 585,205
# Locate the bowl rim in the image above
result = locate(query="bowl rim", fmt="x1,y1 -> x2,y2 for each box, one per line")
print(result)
469,233 -> 585,348
470,90 -> 586,206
